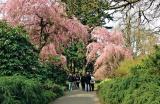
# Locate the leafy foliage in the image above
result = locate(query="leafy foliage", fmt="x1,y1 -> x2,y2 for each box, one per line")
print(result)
98,75 -> 160,104
63,0 -> 111,26
0,75 -> 58,104
131,46 -> 160,76
114,57 -> 145,77
44,63 -> 67,85
64,41 -> 86,73
98,46 -> 160,104
0,21 -> 43,76
43,80 -> 65,97
0,21 -> 66,103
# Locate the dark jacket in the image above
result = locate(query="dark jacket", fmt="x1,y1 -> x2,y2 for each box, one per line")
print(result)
85,74 -> 91,84
68,75 -> 74,82
80,76 -> 86,83
76,76 -> 80,82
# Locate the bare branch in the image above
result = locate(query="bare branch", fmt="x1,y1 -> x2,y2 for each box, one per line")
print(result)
109,0 -> 141,10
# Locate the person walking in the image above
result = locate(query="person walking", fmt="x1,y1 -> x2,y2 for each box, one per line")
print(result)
75,74 -> 80,88
73,74 -> 77,89
90,74 -> 95,91
80,73 -> 86,91
85,72 -> 91,92
67,73 -> 74,91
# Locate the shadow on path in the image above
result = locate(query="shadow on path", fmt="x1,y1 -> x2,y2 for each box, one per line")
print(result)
51,90 -> 100,104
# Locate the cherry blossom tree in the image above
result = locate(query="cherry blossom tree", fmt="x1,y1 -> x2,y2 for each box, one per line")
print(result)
3,0 -> 132,77
3,0 -> 89,64
86,27 -> 132,79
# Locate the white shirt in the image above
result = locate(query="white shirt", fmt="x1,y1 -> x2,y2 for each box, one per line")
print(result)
90,76 -> 95,84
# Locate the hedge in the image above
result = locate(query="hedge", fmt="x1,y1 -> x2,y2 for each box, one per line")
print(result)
98,46 -> 160,104
0,75 -> 60,104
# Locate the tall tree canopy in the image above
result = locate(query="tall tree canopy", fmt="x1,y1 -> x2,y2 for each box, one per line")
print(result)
64,40 -> 86,73
62,0 -> 112,27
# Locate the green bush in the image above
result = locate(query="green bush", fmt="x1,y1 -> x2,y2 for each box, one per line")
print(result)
123,83 -> 160,104
0,21 -> 44,77
114,57 -> 145,77
131,46 -> 160,76
0,75 -> 57,104
98,46 -> 160,104
0,21 -> 65,103
44,63 -> 67,85
0,21 -> 67,84
98,75 -> 160,104
42,90 -> 57,103
43,80 -> 64,97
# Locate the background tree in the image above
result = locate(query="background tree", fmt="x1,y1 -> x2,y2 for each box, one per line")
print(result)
62,0 -> 112,27
64,40 -> 86,73
123,17 -> 157,56
107,0 -> 159,56
108,0 -> 160,22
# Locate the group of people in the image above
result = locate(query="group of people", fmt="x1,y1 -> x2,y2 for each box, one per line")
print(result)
67,72 -> 95,92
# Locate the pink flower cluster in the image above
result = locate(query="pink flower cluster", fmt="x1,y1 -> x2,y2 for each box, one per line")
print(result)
87,27 -> 132,79
3,0 -> 89,64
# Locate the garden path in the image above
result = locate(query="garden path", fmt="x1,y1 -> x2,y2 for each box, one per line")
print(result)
51,90 -> 100,104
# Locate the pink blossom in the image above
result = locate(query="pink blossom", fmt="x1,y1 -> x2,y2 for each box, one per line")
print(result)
87,27 -> 132,79
86,42 -> 104,62
91,26 -> 110,43
40,43 -> 57,60
3,0 -> 89,63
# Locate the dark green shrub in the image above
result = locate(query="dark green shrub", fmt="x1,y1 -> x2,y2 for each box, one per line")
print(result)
42,90 -> 57,103
0,75 -> 56,104
0,21 -> 65,103
0,21 -> 43,77
98,75 -> 160,104
44,63 -> 67,85
43,80 -> 64,97
123,83 -> 160,104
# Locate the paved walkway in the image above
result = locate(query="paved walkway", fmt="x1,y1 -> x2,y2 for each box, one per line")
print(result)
51,90 -> 100,104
